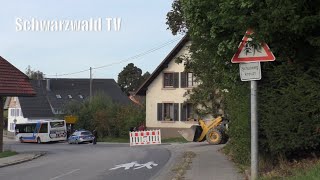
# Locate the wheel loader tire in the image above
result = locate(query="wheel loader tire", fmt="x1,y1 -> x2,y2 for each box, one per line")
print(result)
206,128 -> 223,145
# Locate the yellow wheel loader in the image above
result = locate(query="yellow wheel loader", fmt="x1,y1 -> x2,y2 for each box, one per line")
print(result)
178,116 -> 228,145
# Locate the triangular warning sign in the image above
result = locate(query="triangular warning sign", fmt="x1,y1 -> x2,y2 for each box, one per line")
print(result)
231,30 -> 275,63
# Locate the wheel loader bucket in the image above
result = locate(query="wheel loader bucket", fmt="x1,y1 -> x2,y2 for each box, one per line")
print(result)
178,125 -> 202,142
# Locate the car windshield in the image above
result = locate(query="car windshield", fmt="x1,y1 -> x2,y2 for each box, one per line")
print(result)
81,131 -> 92,135
50,121 -> 65,128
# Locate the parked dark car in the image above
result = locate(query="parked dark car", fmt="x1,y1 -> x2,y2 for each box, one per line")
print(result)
68,130 -> 94,144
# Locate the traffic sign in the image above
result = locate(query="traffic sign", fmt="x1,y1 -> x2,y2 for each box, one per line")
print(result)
239,62 -> 261,81
231,30 -> 275,63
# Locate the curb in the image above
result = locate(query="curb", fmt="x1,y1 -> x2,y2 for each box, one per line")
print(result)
0,152 -> 46,168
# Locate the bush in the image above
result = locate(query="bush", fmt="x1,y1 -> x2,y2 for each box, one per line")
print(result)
64,93 -> 145,138
259,64 -> 320,157
224,83 -> 251,166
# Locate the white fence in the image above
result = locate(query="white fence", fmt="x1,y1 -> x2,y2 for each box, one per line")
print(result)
129,130 -> 161,146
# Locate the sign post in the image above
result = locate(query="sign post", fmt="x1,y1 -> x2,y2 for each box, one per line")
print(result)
231,30 -> 275,180
250,80 -> 258,179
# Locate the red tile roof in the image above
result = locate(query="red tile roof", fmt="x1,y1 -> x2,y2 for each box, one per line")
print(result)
0,56 -> 35,96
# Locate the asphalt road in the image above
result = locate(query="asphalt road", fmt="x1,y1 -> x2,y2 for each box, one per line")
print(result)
0,141 -> 171,180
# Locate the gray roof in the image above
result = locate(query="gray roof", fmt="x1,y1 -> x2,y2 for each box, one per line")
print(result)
19,78 -> 130,118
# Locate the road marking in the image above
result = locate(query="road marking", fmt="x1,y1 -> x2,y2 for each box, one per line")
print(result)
49,169 -> 80,180
109,161 -> 158,170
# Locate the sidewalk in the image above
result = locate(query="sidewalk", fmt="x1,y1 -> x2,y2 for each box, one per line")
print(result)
154,142 -> 243,180
0,152 -> 44,168
184,143 -> 243,180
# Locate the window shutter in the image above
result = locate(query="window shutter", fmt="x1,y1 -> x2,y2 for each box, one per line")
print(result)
157,103 -> 163,121
180,72 -> 186,88
163,74 -> 165,88
174,103 -> 179,121
173,73 -> 179,88
180,103 -> 186,121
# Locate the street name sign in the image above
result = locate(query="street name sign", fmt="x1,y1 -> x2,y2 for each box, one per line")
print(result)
231,30 -> 275,63
239,62 -> 261,81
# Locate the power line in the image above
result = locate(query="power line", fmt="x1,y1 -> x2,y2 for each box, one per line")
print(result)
93,37 -> 181,70
49,69 -> 90,77
47,37 -> 182,77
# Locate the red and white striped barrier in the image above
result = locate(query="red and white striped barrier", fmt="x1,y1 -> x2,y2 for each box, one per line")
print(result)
129,130 -> 161,146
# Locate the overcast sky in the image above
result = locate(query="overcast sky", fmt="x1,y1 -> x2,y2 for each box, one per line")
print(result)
0,1 -> 183,80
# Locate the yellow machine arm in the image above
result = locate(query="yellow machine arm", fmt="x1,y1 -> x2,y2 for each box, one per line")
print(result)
196,116 -> 223,142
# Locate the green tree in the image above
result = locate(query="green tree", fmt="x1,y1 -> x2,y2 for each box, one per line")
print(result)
167,0 -> 320,165
117,63 -> 150,95
140,71 -> 150,86
25,65 -> 45,79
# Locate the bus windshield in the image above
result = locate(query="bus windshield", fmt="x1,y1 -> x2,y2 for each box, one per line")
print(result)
50,121 -> 65,128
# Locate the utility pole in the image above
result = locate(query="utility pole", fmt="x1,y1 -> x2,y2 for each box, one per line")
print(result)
90,67 -> 93,102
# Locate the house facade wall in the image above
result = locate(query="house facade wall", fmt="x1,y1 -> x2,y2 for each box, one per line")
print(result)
7,97 -> 28,132
7,97 -> 52,132
146,42 -> 200,135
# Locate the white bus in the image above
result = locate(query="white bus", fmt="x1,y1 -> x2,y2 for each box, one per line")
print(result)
15,120 -> 67,143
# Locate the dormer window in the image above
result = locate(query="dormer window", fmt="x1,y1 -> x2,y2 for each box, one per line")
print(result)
68,95 -> 72,99
56,95 -> 62,99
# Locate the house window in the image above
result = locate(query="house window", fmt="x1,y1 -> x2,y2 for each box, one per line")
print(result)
56,94 -> 62,99
68,95 -> 72,99
180,72 -> 198,88
180,103 -> 198,121
164,103 -> 174,120
10,109 -> 14,116
157,103 -> 179,121
10,109 -> 20,117
163,72 -> 179,88
187,73 -> 197,87
10,123 -> 15,131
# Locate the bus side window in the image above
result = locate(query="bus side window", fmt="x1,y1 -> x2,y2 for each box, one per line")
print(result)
39,123 -> 48,133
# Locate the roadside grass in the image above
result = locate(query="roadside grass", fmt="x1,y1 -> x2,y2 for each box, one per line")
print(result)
98,137 -> 129,143
0,151 -> 17,158
171,151 -> 196,180
162,137 -> 188,143
259,158 -> 320,180
286,162 -> 320,180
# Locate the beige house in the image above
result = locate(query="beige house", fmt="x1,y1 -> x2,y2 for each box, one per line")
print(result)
135,36 -> 202,137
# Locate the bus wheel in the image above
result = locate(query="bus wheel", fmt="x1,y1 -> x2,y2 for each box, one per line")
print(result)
37,137 -> 42,144
19,137 -> 24,143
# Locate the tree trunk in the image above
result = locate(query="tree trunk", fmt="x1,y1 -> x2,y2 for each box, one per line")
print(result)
0,97 -> 4,152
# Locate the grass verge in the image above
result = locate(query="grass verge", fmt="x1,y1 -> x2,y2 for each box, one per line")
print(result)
0,151 -> 17,158
171,151 -> 196,180
162,137 -> 188,143
259,158 -> 320,180
98,137 -> 129,143
286,161 -> 320,180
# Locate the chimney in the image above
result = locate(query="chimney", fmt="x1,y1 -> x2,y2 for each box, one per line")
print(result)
46,79 -> 50,91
